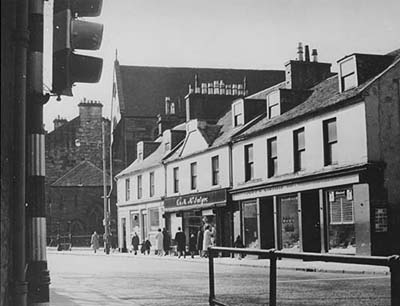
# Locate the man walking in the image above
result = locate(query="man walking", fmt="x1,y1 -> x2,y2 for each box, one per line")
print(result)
174,227 -> 186,258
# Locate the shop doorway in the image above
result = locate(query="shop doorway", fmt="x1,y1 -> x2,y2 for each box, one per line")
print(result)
279,195 -> 300,252
121,218 -> 127,252
301,191 -> 321,253
259,197 -> 274,250
141,211 -> 148,242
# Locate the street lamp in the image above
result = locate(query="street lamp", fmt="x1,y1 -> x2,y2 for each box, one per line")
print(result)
102,120 -> 110,254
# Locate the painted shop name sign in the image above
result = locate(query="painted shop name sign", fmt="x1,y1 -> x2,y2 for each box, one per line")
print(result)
165,189 -> 227,209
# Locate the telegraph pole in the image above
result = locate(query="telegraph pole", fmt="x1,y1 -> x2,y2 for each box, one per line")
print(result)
102,120 -> 110,254
25,0 -> 50,304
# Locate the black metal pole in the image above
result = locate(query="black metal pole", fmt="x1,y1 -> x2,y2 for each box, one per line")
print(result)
25,0 -> 50,304
269,250 -> 277,306
13,0 -> 30,304
390,255 -> 400,306
208,247 -> 215,306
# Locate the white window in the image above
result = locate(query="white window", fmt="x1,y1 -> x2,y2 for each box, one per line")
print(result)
233,101 -> 244,127
267,91 -> 280,118
329,190 -> 354,224
339,57 -> 357,91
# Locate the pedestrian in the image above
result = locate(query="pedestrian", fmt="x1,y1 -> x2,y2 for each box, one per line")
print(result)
174,227 -> 186,258
189,233 -> 197,258
142,236 -> 151,255
155,228 -> 164,256
162,228 -> 171,256
197,227 -> 204,257
233,235 -> 245,259
90,231 -> 99,253
202,225 -> 212,258
131,232 -> 140,255
210,226 -> 217,246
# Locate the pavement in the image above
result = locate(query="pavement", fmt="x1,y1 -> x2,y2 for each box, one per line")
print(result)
47,247 -> 390,275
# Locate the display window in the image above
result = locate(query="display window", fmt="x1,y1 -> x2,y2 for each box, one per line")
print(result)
242,201 -> 259,248
279,195 -> 300,252
326,188 -> 355,254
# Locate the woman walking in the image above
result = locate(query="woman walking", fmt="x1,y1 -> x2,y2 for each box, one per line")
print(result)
90,231 -> 99,253
202,225 -> 212,258
155,228 -> 164,256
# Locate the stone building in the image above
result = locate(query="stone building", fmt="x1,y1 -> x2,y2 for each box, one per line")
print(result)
45,99 -> 116,244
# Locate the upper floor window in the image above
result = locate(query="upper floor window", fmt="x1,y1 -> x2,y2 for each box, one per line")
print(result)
267,91 -> 280,119
211,156 -> 219,186
149,172 -> 155,197
173,167 -> 179,193
165,142 -> 170,151
138,151 -> 143,160
339,57 -> 357,91
323,118 -> 338,166
137,175 -> 142,199
190,162 -> 197,190
293,128 -> 305,172
233,101 -> 244,127
125,178 -> 130,201
244,144 -> 254,181
267,137 -> 277,178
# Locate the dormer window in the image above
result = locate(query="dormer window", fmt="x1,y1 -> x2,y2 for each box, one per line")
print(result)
339,56 -> 357,92
232,101 -> 244,127
165,97 -> 176,115
170,102 -> 175,114
267,91 -> 280,119
138,151 -> 143,160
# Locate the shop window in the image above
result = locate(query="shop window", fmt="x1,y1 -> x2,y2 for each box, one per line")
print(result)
125,178 -> 130,201
242,201 -> 259,248
293,128 -> 305,172
279,196 -> 300,252
137,175 -> 142,199
267,137 -> 277,178
149,208 -> 160,231
173,167 -> 179,193
267,91 -> 280,118
211,155 -> 219,186
149,172 -> 155,197
190,162 -> 197,190
323,118 -> 338,166
130,212 -> 139,234
327,189 -> 355,254
244,144 -> 254,181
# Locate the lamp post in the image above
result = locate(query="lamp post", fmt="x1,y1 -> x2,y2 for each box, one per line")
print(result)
102,120 -> 110,254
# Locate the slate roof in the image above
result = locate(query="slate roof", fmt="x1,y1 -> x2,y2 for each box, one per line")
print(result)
51,161 -> 110,187
115,61 -> 285,117
235,55 -> 400,140
116,142 -> 164,177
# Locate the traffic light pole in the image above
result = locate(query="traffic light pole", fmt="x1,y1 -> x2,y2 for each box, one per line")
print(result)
26,0 -> 50,305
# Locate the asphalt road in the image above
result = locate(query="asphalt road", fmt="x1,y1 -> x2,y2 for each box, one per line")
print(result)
48,252 -> 390,306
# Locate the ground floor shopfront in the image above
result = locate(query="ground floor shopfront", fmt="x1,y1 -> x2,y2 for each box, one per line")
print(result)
231,165 -> 391,256
117,200 -> 164,252
164,188 -> 233,249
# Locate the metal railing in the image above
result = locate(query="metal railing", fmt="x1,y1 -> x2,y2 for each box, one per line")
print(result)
208,246 -> 400,306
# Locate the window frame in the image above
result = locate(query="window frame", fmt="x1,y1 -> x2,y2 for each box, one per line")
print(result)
339,57 -> 357,92
149,171 -> 155,197
137,175 -> 142,199
293,128 -> 305,172
211,155 -> 219,186
267,137 -> 277,178
267,91 -> 280,119
125,178 -> 130,201
233,101 -> 244,127
323,118 -> 338,166
173,167 -> 179,193
190,162 -> 197,190
244,144 -> 254,182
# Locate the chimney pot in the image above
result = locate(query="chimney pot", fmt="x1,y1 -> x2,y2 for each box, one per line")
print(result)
297,42 -> 304,61
312,49 -> 318,62
304,45 -> 310,62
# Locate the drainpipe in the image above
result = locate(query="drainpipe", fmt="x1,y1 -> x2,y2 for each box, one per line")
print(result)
14,0 -> 29,304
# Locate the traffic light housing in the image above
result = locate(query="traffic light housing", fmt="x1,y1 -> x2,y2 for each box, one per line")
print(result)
52,0 -> 104,97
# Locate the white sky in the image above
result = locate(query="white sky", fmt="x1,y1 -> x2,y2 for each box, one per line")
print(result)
43,0 -> 400,132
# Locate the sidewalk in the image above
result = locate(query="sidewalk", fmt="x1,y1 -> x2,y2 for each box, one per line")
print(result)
47,247 -> 390,275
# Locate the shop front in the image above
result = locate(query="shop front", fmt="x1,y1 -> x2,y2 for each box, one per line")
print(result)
164,188 -> 232,248
231,169 -> 380,255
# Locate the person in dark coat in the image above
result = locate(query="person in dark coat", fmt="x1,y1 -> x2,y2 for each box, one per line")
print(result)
131,232 -> 140,255
141,236 -> 151,255
197,228 -> 204,257
162,228 -> 171,256
233,235 -> 245,259
174,227 -> 186,258
189,233 -> 197,258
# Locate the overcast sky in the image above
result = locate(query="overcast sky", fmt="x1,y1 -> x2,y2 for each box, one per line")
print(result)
43,0 -> 400,132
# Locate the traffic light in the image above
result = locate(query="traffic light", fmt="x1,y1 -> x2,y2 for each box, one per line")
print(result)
52,0 -> 103,97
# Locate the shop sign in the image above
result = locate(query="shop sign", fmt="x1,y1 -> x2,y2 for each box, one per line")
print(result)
164,189 -> 227,209
374,208 -> 388,233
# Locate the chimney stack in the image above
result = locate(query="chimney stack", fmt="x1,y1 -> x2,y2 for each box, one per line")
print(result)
297,42 -> 304,61
312,49 -> 318,62
304,45 -> 310,62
